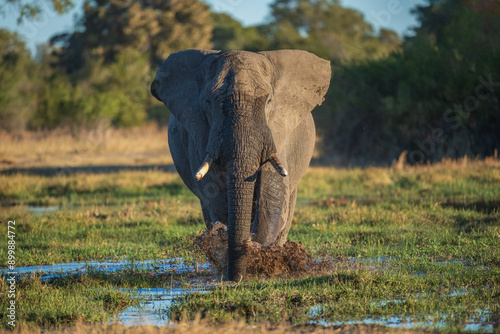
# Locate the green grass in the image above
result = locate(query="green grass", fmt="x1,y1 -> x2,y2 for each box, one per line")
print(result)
171,268 -> 499,328
0,273 -> 139,328
0,160 -> 499,331
0,201 -> 203,265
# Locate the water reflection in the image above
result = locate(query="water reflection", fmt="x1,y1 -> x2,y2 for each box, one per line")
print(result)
0,258 -> 211,279
310,303 -> 493,332
112,288 -> 206,327
28,205 -> 59,214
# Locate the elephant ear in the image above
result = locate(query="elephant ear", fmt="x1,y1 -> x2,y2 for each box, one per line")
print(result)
260,50 -> 331,145
156,49 -> 219,149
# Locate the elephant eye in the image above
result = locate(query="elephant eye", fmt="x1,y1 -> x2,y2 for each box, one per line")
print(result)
267,97 -> 272,104
205,99 -> 211,106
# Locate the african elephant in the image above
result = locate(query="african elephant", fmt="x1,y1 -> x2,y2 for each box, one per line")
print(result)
150,49 -> 331,280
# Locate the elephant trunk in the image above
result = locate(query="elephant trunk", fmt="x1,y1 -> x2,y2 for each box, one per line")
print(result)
222,95 -> 267,280
218,94 -> 284,280
224,111 -> 264,280
226,168 -> 255,280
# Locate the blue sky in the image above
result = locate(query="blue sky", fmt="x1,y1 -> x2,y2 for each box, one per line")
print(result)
0,0 -> 427,57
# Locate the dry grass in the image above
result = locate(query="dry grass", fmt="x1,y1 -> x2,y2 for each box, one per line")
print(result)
0,170 -> 183,202
0,124 -> 172,170
1,126 -> 498,173
0,320 -> 430,334
306,156 -> 500,184
391,151 -> 500,172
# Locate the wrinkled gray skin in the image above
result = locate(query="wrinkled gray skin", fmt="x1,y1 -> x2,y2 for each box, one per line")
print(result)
151,49 -> 331,280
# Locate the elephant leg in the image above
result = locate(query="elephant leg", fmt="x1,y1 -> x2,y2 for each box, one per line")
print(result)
201,207 -> 213,229
276,187 -> 297,245
272,115 -> 314,245
168,116 -> 227,228
250,116 -> 313,247
251,164 -> 289,246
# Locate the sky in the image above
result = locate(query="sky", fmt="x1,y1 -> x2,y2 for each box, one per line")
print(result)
0,0 -> 428,57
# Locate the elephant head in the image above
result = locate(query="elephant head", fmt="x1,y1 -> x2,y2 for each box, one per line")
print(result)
151,49 -> 331,280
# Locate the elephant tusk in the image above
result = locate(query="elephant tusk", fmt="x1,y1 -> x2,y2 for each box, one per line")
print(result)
195,155 -> 212,181
269,153 -> 288,177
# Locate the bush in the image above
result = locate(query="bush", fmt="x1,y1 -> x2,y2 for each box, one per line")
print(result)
317,0 -> 500,165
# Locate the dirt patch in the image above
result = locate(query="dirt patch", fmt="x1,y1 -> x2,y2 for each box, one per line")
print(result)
194,223 -> 343,279
194,223 -> 229,275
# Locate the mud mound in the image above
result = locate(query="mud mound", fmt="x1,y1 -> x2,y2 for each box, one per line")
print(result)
243,239 -> 322,277
194,223 -> 340,278
194,222 -> 228,275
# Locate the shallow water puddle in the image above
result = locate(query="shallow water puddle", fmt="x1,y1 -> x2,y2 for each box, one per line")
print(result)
2,257 -> 493,331
0,258 -> 212,279
371,288 -> 471,308
111,288 -> 207,327
310,288 -> 494,333
1,255 -> 462,278
0,260 -> 212,328
28,205 -> 60,214
310,305 -> 494,332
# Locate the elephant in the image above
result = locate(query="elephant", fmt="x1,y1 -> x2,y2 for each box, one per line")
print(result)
150,49 -> 331,280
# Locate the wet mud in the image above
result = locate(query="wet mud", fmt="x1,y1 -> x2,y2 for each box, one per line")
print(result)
193,223 -> 229,275
194,223 -> 342,278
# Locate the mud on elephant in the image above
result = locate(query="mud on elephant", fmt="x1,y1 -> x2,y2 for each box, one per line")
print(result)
150,49 -> 331,280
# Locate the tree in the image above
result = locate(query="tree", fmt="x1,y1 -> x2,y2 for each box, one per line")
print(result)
0,29 -> 38,130
211,13 -> 270,51
1,0 -> 74,23
318,0 -> 500,164
265,0 -> 401,62
50,0 -> 214,72
44,0 -> 214,129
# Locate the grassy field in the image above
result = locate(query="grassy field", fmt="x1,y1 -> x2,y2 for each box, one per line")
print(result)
1,150 -> 499,332
0,125 -> 172,170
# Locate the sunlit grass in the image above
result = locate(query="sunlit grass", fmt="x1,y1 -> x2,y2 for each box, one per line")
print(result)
0,124 -> 172,169
0,158 -> 499,331
0,274 -> 138,329
0,170 -> 192,206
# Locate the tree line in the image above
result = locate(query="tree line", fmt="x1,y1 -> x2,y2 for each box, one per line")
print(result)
1,0 -> 498,164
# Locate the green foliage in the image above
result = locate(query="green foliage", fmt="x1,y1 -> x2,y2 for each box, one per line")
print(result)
78,49 -> 151,127
1,0 -> 402,134
50,0 -> 213,72
0,0 -> 74,23
0,29 -> 38,130
211,13 -> 270,51
27,0 -> 213,130
318,0 -> 500,165
2,0 -> 499,166
30,74 -> 74,129
264,0 -> 401,61
31,49 -> 150,129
